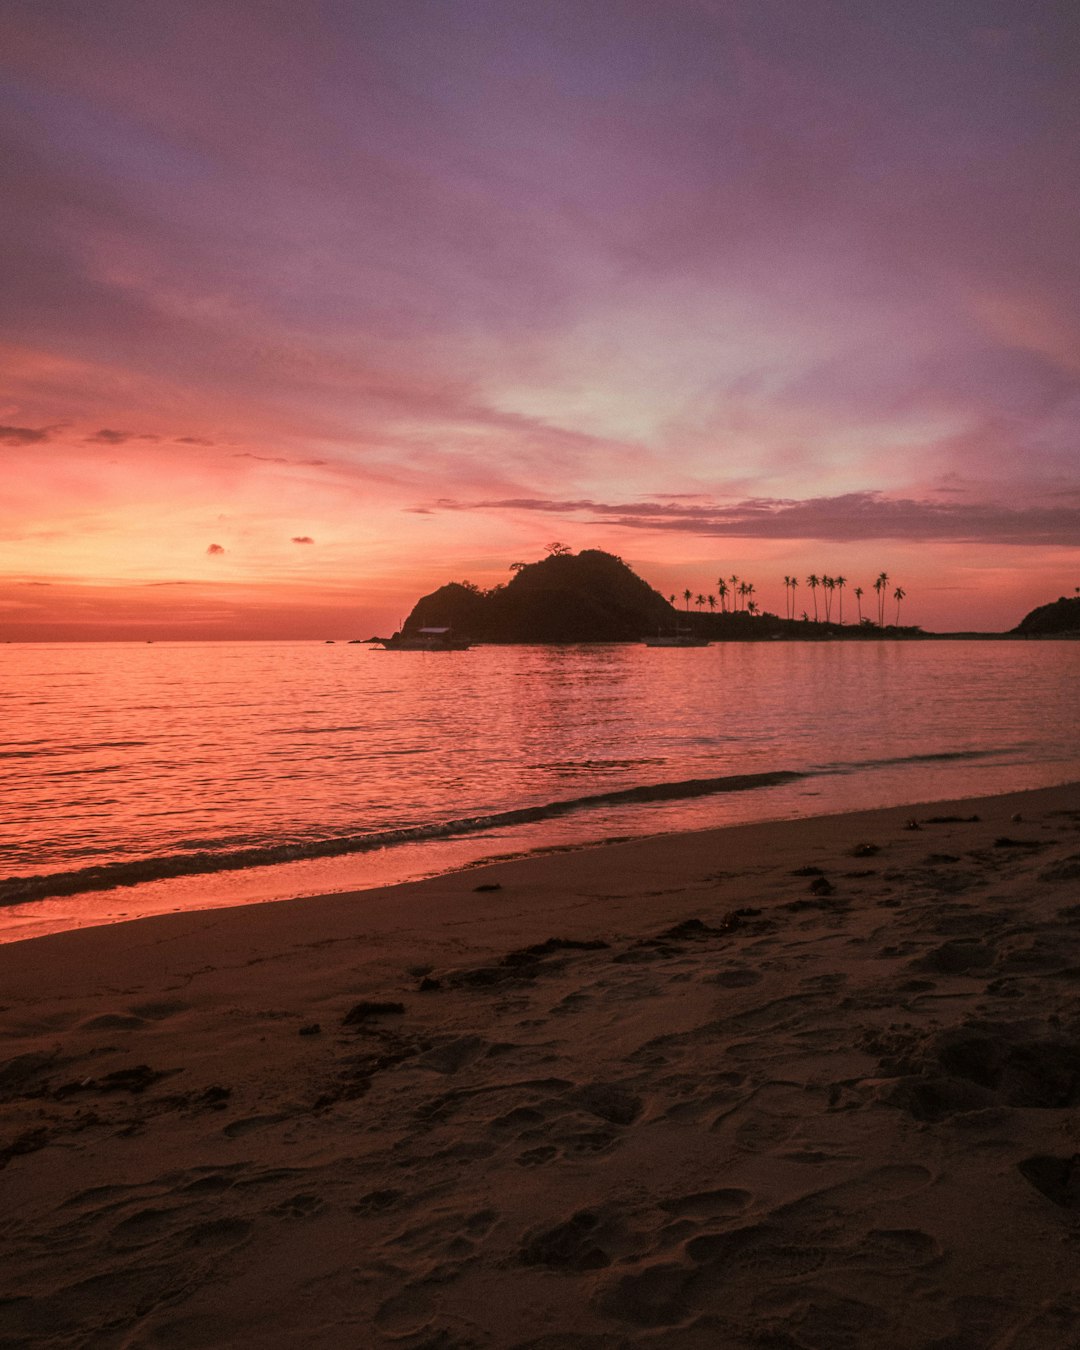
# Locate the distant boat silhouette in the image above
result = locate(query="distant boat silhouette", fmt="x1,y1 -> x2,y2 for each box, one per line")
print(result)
367,626 -> 471,651
643,625 -> 710,648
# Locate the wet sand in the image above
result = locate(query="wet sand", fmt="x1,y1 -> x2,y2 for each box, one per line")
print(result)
3,783 -> 1080,1348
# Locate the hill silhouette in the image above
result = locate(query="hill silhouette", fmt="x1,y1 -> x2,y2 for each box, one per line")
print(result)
1013,595 -> 1080,636
404,549 -> 676,642
398,548 -> 932,643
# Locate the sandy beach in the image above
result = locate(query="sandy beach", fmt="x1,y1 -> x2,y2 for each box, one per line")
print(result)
4,782 -> 1080,1348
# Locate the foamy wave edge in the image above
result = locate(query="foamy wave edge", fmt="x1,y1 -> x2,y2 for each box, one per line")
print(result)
0,769 -> 806,905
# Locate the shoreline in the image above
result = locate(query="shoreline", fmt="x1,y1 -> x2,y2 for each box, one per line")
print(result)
4,780 -> 1080,1346
6,770 -> 1078,946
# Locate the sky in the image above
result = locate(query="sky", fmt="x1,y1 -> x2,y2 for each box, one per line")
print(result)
2,0 -> 1079,638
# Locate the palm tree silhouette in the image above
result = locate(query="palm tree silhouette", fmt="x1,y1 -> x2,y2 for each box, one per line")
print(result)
717,579 -> 729,613
707,594 -> 717,615
823,575 -> 834,623
683,588 -> 692,612
695,593 -> 706,614
789,574 -> 798,621
747,599 -> 759,616
874,572 -> 889,628
854,585 -> 864,624
729,575 -> 740,612
835,575 -> 846,625
807,574 -> 820,623
893,586 -> 906,626
782,575 -> 793,620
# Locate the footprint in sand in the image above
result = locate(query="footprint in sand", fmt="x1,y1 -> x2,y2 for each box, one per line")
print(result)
375,1282 -> 436,1337
221,1113 -> 289,1138
658,1188 -> 754,1220
109,1204 -> 192,1250
78,1012 -> 148,1031
179,1216 -> 252,1250
127,1000 -> 188,1020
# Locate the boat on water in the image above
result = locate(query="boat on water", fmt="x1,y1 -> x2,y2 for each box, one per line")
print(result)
643,626 -> 711,648
366,626 -> 472,651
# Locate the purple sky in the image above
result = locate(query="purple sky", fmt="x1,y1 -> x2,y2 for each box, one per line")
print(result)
2,0 -> 1078,635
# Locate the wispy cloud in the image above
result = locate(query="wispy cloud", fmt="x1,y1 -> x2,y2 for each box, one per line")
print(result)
85,428 -> 159,444
434,492 -> 1080,546
290,535 -> 314,544
0,425 -> 53,445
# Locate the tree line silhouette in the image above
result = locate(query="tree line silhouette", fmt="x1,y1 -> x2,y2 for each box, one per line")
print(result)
671,572 -> 907,628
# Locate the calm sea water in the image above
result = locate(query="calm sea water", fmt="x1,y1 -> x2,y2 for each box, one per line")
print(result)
2,639 -> 1077,940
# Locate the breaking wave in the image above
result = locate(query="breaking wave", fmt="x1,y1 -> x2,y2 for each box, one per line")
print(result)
0,769 -> 806,905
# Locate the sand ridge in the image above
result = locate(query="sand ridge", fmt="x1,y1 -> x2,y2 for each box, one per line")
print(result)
3,784 -> 1080,1347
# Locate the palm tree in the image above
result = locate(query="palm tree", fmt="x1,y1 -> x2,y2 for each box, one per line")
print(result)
807,574 -> 820,622
717,579 -> 729,613
893,586 -> 906,626
707,594 -> 716,615
823,576 -> 834,623
695,593 -> 706,613
683,587 -> 692,612
782,575 -> 793,620
789,574 -> 798,621
745,582 -> 756,613
729,575 -> 740,612
738,581 -> 750,611
854,585 -> 864,624
747,599 -> 759,616
835,575 -> 846,625
874,572 -> 889,628
669,594 -> 676,607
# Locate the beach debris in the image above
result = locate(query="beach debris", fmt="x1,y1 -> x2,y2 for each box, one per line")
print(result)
655,918 -> 719,942
341,1000 -> 406,1026
298,1023 -> 321,1036
904,819 -> 922,830
850,842 -> 881,857
502,937 -> 610,965
0,1128 -> 51,1170
194,1085 -> 231,1109
913,941 -> 995,975
809,876 -> 835,896
474,882 -> 503,892
1042,857 -> 1080,883
1018,1155 -> 1080,1208
56,1065 -> 166,1095
351,1188 -> 403,1215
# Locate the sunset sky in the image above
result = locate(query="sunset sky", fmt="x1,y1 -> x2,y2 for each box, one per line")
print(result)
3,0 -> 1079,638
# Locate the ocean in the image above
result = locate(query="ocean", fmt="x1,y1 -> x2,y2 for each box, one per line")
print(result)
2,638 -> 1077,941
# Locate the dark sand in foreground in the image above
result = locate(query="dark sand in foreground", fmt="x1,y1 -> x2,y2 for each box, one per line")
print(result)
4,783 -> 1080,1348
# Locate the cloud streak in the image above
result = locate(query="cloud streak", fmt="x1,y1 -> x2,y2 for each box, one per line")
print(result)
436,492 -> 1080,547
0,425 -> 53,444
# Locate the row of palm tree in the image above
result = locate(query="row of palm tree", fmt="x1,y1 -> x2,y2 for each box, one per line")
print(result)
672,572 -> 907,627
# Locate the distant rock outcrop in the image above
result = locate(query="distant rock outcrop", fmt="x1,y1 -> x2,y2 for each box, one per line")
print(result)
1012,596 -> 1080,636
403,549 -> 676,643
